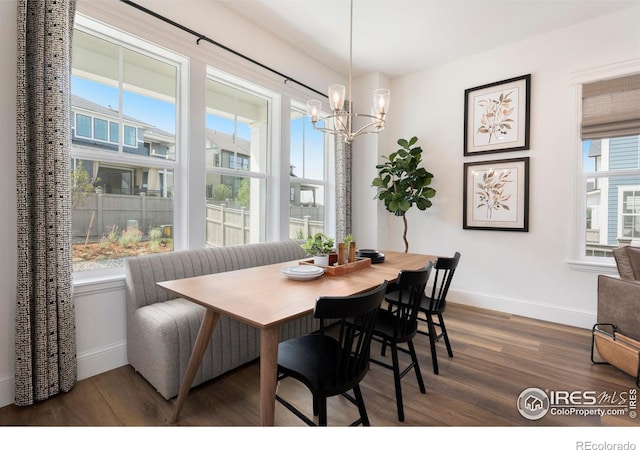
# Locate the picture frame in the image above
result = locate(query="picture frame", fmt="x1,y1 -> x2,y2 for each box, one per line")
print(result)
463,157 -> 529,232
464,74 -> 531,156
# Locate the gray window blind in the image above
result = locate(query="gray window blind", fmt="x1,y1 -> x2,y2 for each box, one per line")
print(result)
582,73 -> 640,140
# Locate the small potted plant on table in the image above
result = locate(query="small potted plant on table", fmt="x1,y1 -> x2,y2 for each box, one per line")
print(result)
300,233 -> 335,267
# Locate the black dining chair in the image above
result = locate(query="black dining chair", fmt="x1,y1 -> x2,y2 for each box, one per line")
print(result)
275,281 -> 388,426
385,252 -> 461,375
370,263 -> 432,422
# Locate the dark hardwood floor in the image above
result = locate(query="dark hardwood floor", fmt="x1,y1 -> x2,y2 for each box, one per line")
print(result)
1,303 -> 637,428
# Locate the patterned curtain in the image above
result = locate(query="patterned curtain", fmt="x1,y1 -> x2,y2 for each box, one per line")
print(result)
15,0 -> 77,406
335,137 -> 352,242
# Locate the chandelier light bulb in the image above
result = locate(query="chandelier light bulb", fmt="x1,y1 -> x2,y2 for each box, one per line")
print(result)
328,84 -> 346,111
373,89 -> 390,116
307,100 -> 321,123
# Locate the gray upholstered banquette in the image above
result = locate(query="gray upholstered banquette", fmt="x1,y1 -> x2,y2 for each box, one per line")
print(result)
125,240 -> 315,399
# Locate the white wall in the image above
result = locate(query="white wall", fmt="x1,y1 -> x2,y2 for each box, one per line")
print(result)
1,1 -> 638,409
352,6 -> 640,329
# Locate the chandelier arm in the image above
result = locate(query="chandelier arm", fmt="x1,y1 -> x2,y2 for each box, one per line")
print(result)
310,122 -> 345,136
349,120 -> 386,140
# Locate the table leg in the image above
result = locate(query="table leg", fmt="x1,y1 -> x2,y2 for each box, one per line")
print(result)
170,309 -> 220,423
259,326 -> 279,426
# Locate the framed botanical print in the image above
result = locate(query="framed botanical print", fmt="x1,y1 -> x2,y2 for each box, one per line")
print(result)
464,74 -> 531,156
463,157 -> 529,231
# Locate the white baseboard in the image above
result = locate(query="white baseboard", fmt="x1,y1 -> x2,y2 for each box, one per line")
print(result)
77,340 -> 128,380
449,289 -> 596,330
0,340 -> 128,409
0,375 -> 13,409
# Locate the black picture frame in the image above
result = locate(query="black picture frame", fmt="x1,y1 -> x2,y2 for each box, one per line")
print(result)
464,74 -> 531,156
463,157 -> 529,232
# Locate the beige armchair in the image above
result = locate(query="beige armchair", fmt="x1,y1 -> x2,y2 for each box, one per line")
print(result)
593,246 -> 640,386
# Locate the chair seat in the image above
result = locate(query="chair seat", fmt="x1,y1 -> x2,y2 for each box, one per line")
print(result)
373,309 -> 417,343
278,333 -> 364,397
386,289 -> 446,314
418,297 -> 446,314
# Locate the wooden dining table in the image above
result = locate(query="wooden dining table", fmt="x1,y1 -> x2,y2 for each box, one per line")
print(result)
157,250 -> 433,426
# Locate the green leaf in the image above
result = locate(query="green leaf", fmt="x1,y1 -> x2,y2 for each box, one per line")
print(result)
408,136 -> 418,146
397,138 -> 409,148
398,199 -> 411,211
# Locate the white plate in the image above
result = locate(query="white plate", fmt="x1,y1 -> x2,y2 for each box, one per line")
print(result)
281,265 -> 325,281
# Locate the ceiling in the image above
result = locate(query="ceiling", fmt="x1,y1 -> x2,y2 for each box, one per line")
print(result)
217,0 -> 640,78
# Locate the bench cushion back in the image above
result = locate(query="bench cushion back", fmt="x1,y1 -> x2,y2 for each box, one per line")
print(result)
126,240 -> 307,311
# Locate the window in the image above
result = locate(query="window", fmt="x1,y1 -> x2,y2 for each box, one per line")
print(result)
109,121 -> 119,143
94,118 -> 108,140
205,75 -> 270,246
289,104 -> 328,239
579,72 -> 640,260
72,12 -> 334,278
76,114 -> 91,137
124,125 -> 137,147
71,19 -> 180,273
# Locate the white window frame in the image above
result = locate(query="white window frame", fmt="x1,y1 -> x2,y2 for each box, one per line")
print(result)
289,100 -> 330,215
72,14 -> 188,284
205,68 -> 275,244
569,58 -> 640,273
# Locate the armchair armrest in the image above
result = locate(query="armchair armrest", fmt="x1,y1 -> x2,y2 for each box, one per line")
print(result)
597,275 -> 640,340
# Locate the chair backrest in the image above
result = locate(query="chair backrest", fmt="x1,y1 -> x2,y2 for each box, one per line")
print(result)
314,281 -> 389,390
425,251 -> 461,311
390,262 -> 433,340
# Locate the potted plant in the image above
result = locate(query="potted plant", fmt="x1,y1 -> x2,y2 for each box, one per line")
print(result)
372,136 -> 436,252
300,233 -> 335,266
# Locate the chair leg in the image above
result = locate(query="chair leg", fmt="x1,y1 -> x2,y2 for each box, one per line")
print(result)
407,339 -> 426,394
426,314 -> 439,375
380,303 -> 393,357
352,384 -> 370,426
312,394 -> 319,416
390,343 -> 405,422
318,396 -> 328,426
439,313 -> 454,357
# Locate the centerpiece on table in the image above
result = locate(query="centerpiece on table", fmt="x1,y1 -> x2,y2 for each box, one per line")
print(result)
300,233 -> 335,267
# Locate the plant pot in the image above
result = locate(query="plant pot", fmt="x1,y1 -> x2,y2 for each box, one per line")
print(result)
313,254 -> 329,267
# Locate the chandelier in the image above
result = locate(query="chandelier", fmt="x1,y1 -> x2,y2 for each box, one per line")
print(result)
306,0 -> 390,143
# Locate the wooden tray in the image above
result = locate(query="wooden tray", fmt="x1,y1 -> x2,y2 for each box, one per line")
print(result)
300,257 -> 371,276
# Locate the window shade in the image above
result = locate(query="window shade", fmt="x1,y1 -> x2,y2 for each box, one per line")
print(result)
582,73 -> 640,140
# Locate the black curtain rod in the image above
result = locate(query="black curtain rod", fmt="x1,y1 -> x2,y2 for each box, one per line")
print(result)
119,0 -> 327,98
